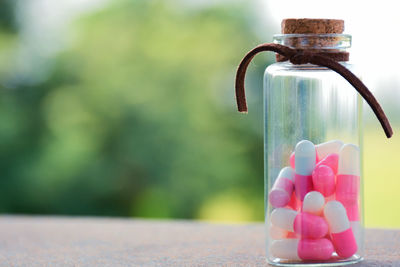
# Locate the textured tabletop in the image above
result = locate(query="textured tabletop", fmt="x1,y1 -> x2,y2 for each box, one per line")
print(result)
0,216 -> 399,266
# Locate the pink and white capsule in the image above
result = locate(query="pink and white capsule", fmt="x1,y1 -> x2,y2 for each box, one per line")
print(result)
269,224 -> 288,240
336,144 -> 360,221
269,167 -> 295,207
315,140 -> 343,161
316,153 -> 339,174
294,140 -> 316,201
270,238 -> 334,261
303,191 -> 325,215
290,152 -> 295,169
312,164 -> 335,197
290,151 -> 317,169
271,207 -> 328,239
324,201 -> 357,258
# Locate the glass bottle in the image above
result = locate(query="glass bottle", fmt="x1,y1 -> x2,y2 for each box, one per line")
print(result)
264,21 -> 364,265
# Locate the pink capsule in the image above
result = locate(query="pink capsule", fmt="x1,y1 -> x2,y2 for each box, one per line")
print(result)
293,212 -> 329,239
294,174 -> 313,201
271,208 -> 328,239
269,224 -> 288,240
290,152 -> 295,169
336,144 -> 360,221
312,165 -> 335,197
269,167 -> 295,207
270,238 -> 334,261
316,153 -> 339,174
287,191 -> 301,211
298,238 -> 334,260
286,231 -> 298,239
289,151 -> 318,169
324,201 -> 357,258
315,140 -> 344,161
295,173 -> 314,202
294,140 -> 316,201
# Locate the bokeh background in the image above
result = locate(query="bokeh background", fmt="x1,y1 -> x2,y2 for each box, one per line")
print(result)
0,0 -> 399,227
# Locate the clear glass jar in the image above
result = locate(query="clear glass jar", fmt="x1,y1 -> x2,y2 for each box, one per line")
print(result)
264,34 -> 364,266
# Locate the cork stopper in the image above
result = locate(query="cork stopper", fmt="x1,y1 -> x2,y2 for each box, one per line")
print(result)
282,19 -> 344,34
276,19 -> 347,53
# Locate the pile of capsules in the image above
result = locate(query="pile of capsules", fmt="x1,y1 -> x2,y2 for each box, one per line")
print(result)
268,140 -> 360,261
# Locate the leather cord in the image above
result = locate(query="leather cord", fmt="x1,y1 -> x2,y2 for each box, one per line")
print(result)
235,43 -> 393,138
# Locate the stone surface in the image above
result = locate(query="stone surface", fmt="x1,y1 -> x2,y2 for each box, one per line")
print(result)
0,216 -> 398,266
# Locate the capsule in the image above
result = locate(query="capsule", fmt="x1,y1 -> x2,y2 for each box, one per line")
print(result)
270,238 -> 334,261
316,153 -> 339,174
315,140 -> 344,161
324,201 -> 357,258
336,144 -> 360,221
287,191 -> 301,211
269,224 -> 288,240
269,167 -> 295,207
286,231 -> 298,239
312,165 -> 335,197
271,208 -> 328,239
303,191 -> 325,215
294,140 -> 316,201
290,152 -> 295,169
290,151 -> 318,169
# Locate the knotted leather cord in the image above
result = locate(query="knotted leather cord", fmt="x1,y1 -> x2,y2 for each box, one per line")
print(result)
235,43 -> 393,138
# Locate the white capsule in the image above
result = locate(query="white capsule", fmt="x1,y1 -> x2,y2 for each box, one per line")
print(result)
270,239 -> 300,261
278,167 -> 295,181
316,140 -> 344,160
270,208 -> 297,232
323,201 -> 350,233
338,144 -> 360,176
295,140 -> 316,176
303,191 -> 325,215
269,224 -> 288,240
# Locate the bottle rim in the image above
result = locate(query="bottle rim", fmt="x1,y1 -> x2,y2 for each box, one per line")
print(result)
273,34 -> 352,50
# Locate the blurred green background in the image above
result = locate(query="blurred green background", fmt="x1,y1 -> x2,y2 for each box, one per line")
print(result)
0,0 -> 399,228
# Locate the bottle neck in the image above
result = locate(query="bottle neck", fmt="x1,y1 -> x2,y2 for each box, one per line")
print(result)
273,34 -> 351,52
273,34 -> 351,63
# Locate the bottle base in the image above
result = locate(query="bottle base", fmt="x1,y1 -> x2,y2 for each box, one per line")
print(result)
267,254 -> 363,266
